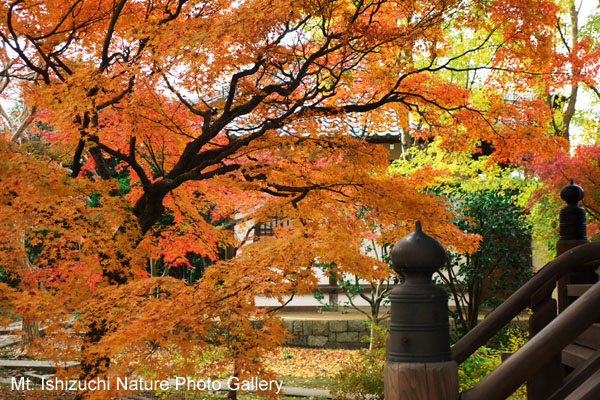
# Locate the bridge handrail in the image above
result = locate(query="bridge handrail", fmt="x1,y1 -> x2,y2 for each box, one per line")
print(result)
460,279 -> 600,400
452,241 -> 600,365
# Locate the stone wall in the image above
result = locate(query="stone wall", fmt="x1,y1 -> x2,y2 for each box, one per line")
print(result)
282,319 -> 372,349
281,318 -> 529,349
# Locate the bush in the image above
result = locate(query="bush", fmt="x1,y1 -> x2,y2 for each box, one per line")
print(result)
458,346 -> 501,391
329,347 -> 385,400
329,323 -> 386,400
459,328 -> 527,398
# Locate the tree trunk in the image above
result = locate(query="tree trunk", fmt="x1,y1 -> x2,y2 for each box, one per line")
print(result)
20,317 -> 40,347
328,276 -> 339,311
150,258 -> 158,277
75,320 -> 111,400
16,235 -> 40,348
228,361 -> 240,400
369,296 -> 382,351
369,320 -> 377,352
75,230 -> 140,400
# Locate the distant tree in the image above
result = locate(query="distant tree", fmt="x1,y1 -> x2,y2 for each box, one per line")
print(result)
437,190 -> 532,340
315,241 -> 398,352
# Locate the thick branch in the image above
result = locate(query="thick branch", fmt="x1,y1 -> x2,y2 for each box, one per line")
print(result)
88,135 -> 152,186
100,0 -> 128,72
71,139 -> 86,178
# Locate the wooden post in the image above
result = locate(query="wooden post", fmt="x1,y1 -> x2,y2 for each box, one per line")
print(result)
385,361 -> 458,400
556,180 -> 590,312
527,281 -> 562,400
385,221 -> 458,400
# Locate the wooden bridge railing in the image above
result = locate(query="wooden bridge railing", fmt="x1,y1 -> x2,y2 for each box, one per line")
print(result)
457,252 -> 600,400
452,242 -> 600,365
453,181 -> 599,400
385,232 -> 600,399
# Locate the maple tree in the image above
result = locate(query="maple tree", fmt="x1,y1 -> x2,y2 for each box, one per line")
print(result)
393,0 -> 600,260
542,0 -> 599,142
512,0 -> 600,259
0,0 -> 575,398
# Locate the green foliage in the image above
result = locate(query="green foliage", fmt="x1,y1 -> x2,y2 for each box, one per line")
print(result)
439,190 -> 532,339
362,322 -> 389,350
486,323 -> 529,350
391,136 -> 556,266
458,346 -> 501,391
458,328 -> 527,398
391,138 -> 529,197
515,188 -> 559,264
0,265 -> 15,287
450,191 -> 532,293
502,327 -> 528,352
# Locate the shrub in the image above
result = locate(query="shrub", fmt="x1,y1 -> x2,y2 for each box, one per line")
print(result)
458,346 -> 501,391
329,323 -> 386,400
438,190 -> 532,340
459,328 -> 528,398
328,326 -> 528,399
329,347 -> 385,400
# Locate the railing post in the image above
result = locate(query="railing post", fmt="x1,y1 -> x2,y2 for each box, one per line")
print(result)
556,180 -> 589,311
527,180 -> 588,399
527,280 -> 562,398
385,221 -> 457,400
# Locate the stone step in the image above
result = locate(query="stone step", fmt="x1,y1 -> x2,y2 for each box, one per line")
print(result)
0,360 -> 79,373
0,321 -> 22,335
0,335 -> 19,348
22,371 -> 55,383
0,317 -> 74,335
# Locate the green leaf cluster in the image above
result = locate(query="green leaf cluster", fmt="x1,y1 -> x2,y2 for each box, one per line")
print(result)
391,138 -> 529,195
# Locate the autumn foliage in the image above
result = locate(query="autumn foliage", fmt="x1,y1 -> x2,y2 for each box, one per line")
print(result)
0,0 -> 591,398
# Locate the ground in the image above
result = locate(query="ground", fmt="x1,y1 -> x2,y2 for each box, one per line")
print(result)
0,345 -> 356,399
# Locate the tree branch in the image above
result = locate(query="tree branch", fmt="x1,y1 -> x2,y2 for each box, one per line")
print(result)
100,0 -> 128,72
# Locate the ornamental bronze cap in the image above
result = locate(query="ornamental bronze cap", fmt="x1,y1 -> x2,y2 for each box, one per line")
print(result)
560,179 -> 584,205
391,221 -> 447,276
559,180 -> 587,241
